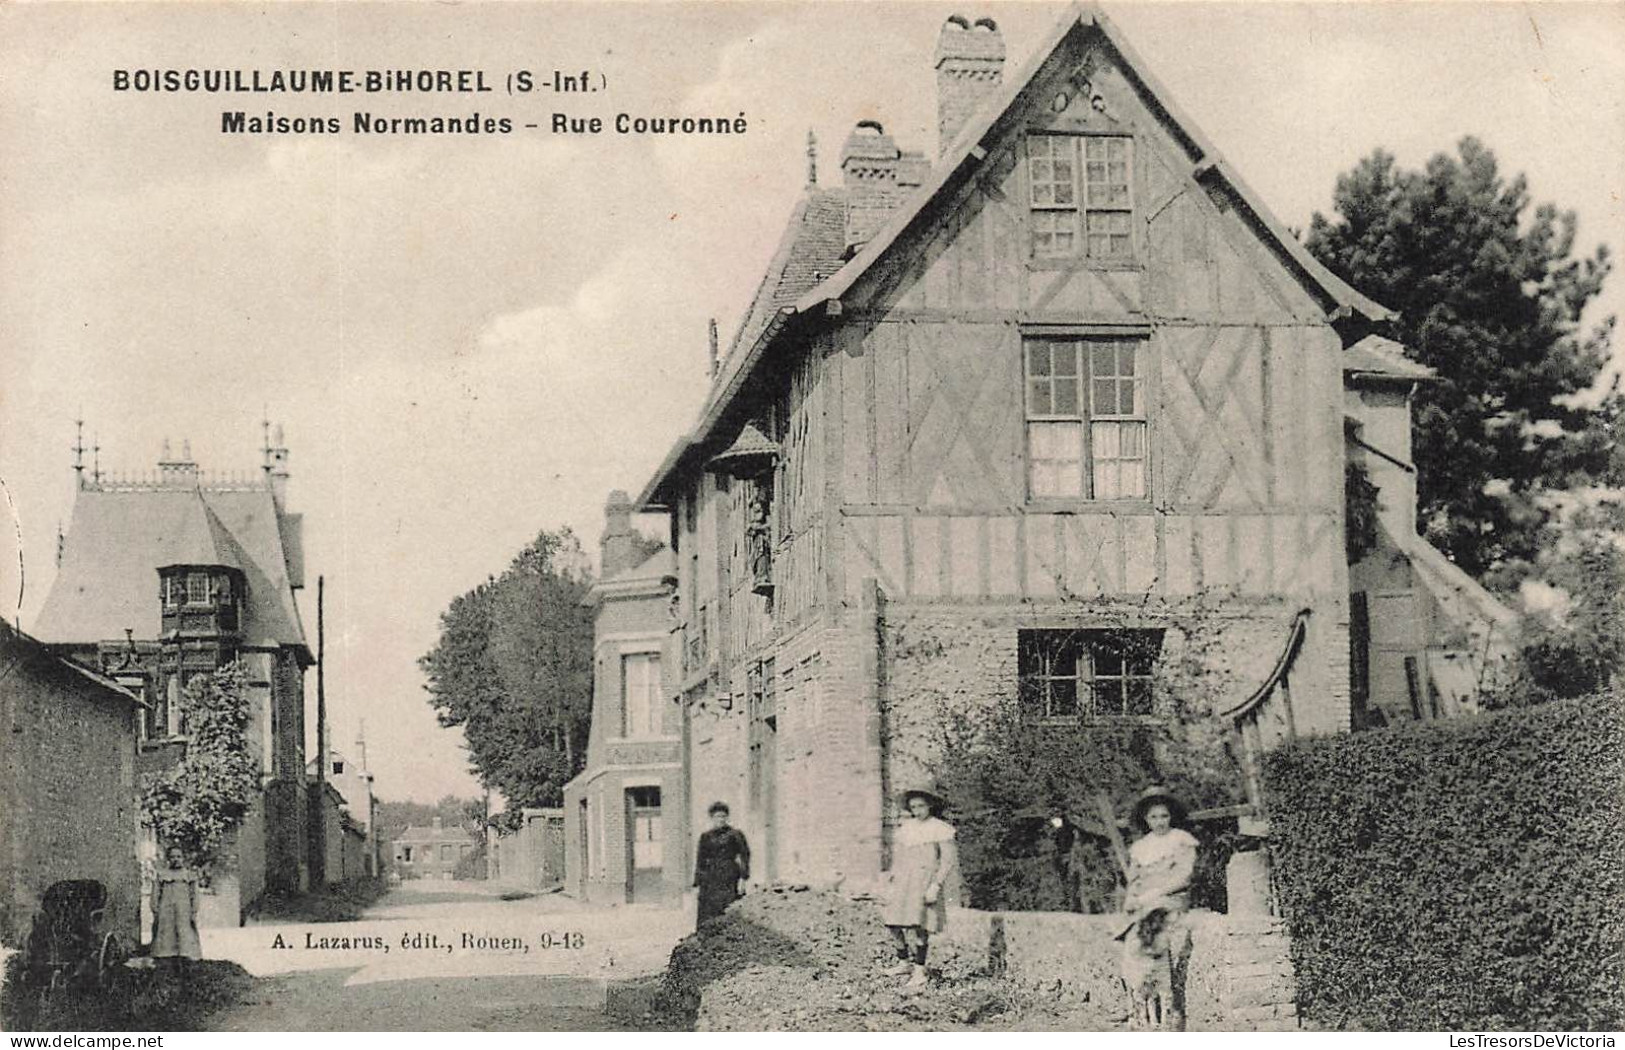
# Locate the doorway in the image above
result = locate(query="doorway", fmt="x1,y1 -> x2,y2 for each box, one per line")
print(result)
625,786 -> 664,903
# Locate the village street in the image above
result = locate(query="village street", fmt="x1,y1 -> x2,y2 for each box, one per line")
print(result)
199,881 -> 688,1031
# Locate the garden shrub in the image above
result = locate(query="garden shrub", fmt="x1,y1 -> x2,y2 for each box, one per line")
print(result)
935,692 -> 1243,913
1264,692 -> 1624,1030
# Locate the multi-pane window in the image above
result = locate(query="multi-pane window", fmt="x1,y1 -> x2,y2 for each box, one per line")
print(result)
1025,338 -> 1148,499
1028,134 -> 1133,260
186,573 -> 210,605
621,652 -> 662,738
1018,630 -> 1161,721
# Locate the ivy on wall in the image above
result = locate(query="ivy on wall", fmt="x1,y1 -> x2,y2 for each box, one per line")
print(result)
140,662 -> 259,872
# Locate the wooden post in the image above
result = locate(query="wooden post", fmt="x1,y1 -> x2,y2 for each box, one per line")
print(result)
1093,792 -> 1129,879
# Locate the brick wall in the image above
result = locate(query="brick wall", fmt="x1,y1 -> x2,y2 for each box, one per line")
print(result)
680,580 -> 1344,891
880,591 -> 1346,796
263,650 -> 307,894
0,637 -> 141,948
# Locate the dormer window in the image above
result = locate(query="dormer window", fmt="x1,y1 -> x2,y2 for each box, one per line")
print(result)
186,573 -> 211,605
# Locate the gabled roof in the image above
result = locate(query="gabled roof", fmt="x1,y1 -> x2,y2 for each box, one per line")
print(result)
0,621 -> 146,708
800,3 -> 1393,323
34,484 -> 309,657
639,3 -> 1394,510
1344,334 -> 1435,384
638,189 -> 846,508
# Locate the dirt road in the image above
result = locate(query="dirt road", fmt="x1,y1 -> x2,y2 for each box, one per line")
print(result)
201,881 -> 685,1031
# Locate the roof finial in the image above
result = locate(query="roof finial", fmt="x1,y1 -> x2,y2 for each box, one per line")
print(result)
708,318 -> 720,379
807,129 -> 818,187
92,433 -> 101,485
72,416 -> 86,486
56,521 -> 65,566
261,411 -> 272,473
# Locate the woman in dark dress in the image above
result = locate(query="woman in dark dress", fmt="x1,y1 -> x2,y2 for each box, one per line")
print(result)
693,801 -> 750,927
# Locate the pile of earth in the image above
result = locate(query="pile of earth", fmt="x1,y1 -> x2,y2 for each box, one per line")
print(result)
644,885 -> 1125,1031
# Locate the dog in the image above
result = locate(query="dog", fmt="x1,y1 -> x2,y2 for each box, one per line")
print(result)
1120,907 -> 1177,1030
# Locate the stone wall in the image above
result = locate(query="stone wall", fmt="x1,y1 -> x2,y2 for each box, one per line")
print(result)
934,908 -> 1299,1030
879,593 -> 1320,799
0,634 -> 142,948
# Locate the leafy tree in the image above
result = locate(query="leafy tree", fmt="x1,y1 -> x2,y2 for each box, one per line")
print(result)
141,663 -> 259,872
419,528 -> 605,816
1499,493 -> 1625,704
1307,137 -> 1616,577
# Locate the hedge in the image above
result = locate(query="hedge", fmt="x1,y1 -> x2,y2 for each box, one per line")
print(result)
1264,693 -> 1624,1031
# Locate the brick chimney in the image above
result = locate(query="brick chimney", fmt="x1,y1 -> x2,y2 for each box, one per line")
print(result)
600,489 -> 636,580
157,437 -> 199,487
935,15 -> 1005,155
841,121 -> 909,256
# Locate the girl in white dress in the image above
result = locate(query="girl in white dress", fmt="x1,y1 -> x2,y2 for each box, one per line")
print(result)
880,786 -> 959,991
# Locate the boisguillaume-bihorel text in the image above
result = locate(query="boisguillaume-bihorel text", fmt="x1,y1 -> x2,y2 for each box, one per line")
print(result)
113,67 -> 752,137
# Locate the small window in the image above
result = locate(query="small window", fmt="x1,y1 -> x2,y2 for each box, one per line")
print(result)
402,846 -> 413,862
1028,134 -> 1134,261
331,760 -> 344,775
165,676 -> 181,737
441,844 -> 454,862
1018,629 -> 1162,721
186,573 -> 210,605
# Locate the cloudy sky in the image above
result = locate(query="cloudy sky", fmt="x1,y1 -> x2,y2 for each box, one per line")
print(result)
1,2 -> 1620,804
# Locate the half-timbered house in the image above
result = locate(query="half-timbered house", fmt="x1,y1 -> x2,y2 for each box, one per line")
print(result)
637,5 -> 1511,888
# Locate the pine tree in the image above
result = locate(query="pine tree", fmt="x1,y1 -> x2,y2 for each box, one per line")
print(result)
1307,137 -> 1616,578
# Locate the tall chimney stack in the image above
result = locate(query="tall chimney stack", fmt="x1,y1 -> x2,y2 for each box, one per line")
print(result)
840,120 -> 904,256
935,15 -> 1005,156
600,489 -> 636,580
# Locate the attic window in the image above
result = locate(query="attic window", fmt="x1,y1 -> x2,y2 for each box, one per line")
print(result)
186,573 -> 210,605
1028,134 -> 1134,261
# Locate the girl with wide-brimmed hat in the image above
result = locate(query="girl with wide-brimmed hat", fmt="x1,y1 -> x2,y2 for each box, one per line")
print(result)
879,785 -> 959,992
1118,784 -> 1199,1029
